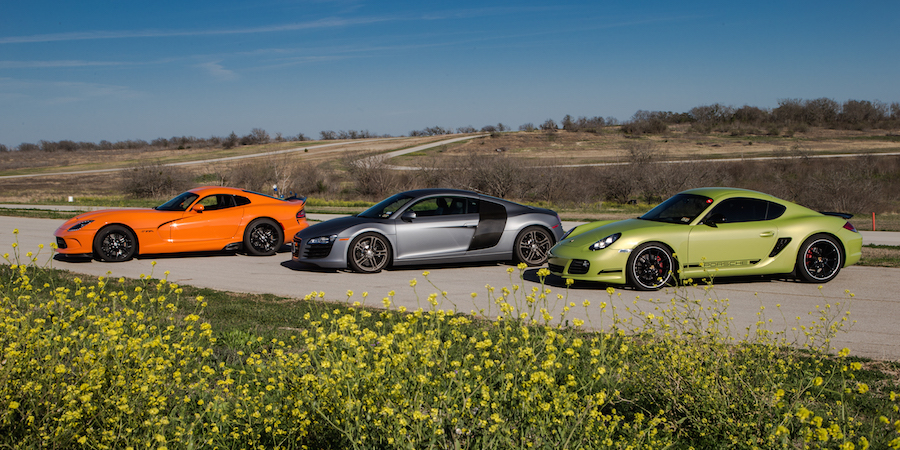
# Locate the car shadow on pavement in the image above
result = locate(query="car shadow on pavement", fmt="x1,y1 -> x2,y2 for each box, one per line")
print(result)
52,244 -> 293,263
523,267 -> 801,292
525,268 -> 796,291
280,260 -> 341,273
280,259 -> 513,273
53,254 -> 94,263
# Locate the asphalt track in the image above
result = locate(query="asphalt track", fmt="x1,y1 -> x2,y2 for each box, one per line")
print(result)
3,214 -> 899,362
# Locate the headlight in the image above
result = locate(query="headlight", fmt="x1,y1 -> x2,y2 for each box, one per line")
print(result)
589,233 -> 620,251
307,235 -> 337,245
67,220 -> 94,231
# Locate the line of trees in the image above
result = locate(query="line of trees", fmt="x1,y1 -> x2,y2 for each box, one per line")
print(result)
319,130 -> 390,140
621,98 -> 900,135
1,128 -> 312,153
3,97 -> 898,153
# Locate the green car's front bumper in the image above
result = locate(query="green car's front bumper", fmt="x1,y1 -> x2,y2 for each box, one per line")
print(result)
548,242 -> 633,285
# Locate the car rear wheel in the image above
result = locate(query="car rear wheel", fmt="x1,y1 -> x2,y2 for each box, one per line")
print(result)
626,242 -> 676,290
796,234 -> 843,283
244,218 -> 283,256
514,226 -> 554,266
93,225 -> 137,262
348,232 -> 391,273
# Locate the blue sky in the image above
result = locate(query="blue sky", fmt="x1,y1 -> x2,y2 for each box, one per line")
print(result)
1,1 -> 898,147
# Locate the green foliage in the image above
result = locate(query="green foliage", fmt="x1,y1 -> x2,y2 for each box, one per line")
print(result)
2,237 -> 900,449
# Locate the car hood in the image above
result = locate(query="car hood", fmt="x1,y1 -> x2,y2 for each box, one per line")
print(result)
56,208 -> 180,231
295,215 -> 380,238
556,218 -> 680,249
68,208 -> 154,221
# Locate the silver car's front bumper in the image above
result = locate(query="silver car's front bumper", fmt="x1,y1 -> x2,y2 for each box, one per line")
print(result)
292,235 -> 352,269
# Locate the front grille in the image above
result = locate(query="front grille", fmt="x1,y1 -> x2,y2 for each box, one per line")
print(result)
568,259 -> 590,275
304,243 -> 334,259
294,236 -> 334,259
548,263 -> 564,274
56,237 -> 67,249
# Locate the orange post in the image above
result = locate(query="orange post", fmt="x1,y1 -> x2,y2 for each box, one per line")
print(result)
872,212 -> 876,231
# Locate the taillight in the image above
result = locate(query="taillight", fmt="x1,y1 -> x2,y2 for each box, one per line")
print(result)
296,207 -> 306,220
843,221 -> 858,233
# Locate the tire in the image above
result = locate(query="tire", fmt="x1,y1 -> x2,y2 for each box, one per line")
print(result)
348,232 -> 391,273
93,225 -> 137,262
626,242 -> 676,291
243,218 -> 283,256
514,226 -> 554,266
796,234 -> 843,283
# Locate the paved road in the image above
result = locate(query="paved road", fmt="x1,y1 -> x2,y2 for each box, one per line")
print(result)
3,215 -> 899,362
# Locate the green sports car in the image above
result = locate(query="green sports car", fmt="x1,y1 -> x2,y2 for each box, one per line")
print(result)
548,187 -> 862,290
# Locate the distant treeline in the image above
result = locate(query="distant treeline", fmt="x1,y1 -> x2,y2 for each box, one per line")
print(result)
618,98 -> 900,135
3,98 -> 898,152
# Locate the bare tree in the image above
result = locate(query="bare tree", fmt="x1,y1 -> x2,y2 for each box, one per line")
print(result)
250,128 -> 270,144
121,161 -> 192,199
347,153 -> 403,198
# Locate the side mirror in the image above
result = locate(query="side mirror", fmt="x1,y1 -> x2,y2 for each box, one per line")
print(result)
192,204 -> 205,213
400,210 -> 416,222
704,213 -> 725,227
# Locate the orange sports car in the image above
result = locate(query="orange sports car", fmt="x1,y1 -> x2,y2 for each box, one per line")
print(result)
54,186 -> 308,261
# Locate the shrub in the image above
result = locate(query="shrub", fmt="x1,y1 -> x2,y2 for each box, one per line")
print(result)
346,153 -> 406,199
225,154 -> 316,197
120,161 -> 192,199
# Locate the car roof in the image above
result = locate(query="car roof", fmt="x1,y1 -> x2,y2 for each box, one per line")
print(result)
187,186 -> 278,199
680,187 -> 782,202
398,188 -> 482,197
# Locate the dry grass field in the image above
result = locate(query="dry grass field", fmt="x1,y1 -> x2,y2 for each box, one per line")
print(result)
392,126 -> 900,166
2,128 -> 899,231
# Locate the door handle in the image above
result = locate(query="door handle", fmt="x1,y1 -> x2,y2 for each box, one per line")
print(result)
759,231 -> 775,237
464,223 -> 477,228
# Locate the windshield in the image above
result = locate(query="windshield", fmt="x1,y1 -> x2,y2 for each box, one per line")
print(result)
358,193 -> 414,219
639,193 -> 713,224
155,192 -> 199,211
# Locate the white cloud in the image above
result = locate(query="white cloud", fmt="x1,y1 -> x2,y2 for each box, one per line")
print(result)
196,61 -> 238,81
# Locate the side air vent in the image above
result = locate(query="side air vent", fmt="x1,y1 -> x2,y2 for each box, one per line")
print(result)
769,237 -> 792,257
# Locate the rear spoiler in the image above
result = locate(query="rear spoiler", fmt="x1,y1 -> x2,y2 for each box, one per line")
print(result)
820,211 -> 853,220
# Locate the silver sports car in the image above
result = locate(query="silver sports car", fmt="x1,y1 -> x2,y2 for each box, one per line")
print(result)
291,189 -> 565,272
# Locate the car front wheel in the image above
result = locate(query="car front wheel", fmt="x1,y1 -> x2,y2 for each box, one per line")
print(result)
796,234 -> 843,283
348,232 -> 391,273
93,225 -> 137,262
626,242 -> 676,290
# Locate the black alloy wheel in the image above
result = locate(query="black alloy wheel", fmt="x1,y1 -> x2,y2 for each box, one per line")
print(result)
796,234 -> 843,283
93,225 -> 137,262
244,219 -> 283,256
627,242 -> 676,290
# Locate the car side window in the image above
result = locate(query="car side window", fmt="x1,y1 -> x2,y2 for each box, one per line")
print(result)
766,202 -> 786,220
708,198 -> 770,223
197,194 -> 236,211
409,196 -> 472,216
234,195 -> 251,206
